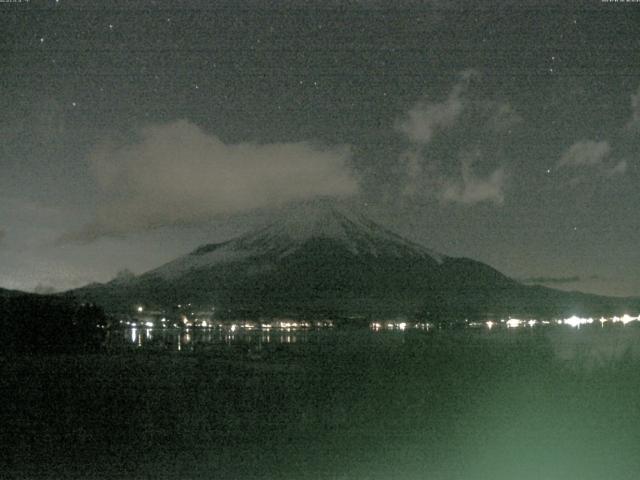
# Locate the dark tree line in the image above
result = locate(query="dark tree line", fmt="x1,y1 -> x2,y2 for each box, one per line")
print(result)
0,294 -> 106,353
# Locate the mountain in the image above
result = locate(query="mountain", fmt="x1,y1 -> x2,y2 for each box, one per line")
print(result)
68,203 -> 640,319
0,288 -> 27,298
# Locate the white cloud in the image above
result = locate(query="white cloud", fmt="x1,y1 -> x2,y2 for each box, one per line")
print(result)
394,70 -> 477,144
558,140 -> 611,168
627,85 -> 640,130
395,95 -> 463,144
606,160 -> 627,177
441,157 -> 506,205
484,101 -> 523,133
558,140 -> 627,180
63,120 -> 357,241
395,70 -> 512,205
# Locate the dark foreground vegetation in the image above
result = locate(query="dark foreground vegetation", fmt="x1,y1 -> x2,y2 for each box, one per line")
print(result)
0,294 -> 106,353
2,329 -> 640,479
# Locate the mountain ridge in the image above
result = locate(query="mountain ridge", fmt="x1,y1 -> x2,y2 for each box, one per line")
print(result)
145,204 -> 445,281
66,203 -> 640,319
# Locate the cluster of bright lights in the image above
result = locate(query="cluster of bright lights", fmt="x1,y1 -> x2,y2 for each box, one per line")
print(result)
559,315 -> 594,328
506,318 -> 523,329
124,305 -> 640,335
500,314 -> 640,329
612,314 -> 640,325
370,321 -> 432,331
220,320 -> 325,333
273,320 -> 311,330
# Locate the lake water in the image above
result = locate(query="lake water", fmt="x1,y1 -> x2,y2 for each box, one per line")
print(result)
109,320 -> 640,367
4,321 -> 640,479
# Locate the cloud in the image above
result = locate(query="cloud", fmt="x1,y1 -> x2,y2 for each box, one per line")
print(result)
62,120 -> 357,242
558,140 -> 626,179
33,284 -> 57,295
521,274 -> 600,285
394,70 -> 515,206
394,69 -> 477,144
558,140 -> 611,168
394,69 -> 523,205
521,275 -> 581,285
607,160 -> 627,177
626,84 -> 640,130
441,158 -> 506,205
483,102 -> 523,134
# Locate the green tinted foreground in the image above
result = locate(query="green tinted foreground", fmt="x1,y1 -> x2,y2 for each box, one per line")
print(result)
2,329 -> 639,479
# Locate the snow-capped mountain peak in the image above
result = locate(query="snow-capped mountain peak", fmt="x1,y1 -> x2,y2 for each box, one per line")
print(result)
148,203 -> 444,279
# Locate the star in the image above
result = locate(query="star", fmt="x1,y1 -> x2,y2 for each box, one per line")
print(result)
39,37 -> 45,43
109,24 -> 114,30
546,169 -> 551,174
71,102 -> 77,107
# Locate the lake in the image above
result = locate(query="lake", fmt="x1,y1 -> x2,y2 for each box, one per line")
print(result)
2,322 -> 640,479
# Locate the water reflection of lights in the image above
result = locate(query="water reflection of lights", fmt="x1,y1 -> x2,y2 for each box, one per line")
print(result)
118,311 -> 640,353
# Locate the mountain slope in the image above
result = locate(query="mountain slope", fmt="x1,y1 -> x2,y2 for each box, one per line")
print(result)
0,287 -> 31,298
68,204 -> 640,319
147,205 -> 445,281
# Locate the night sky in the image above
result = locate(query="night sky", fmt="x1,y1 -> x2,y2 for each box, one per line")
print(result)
2,0 -> 640,297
